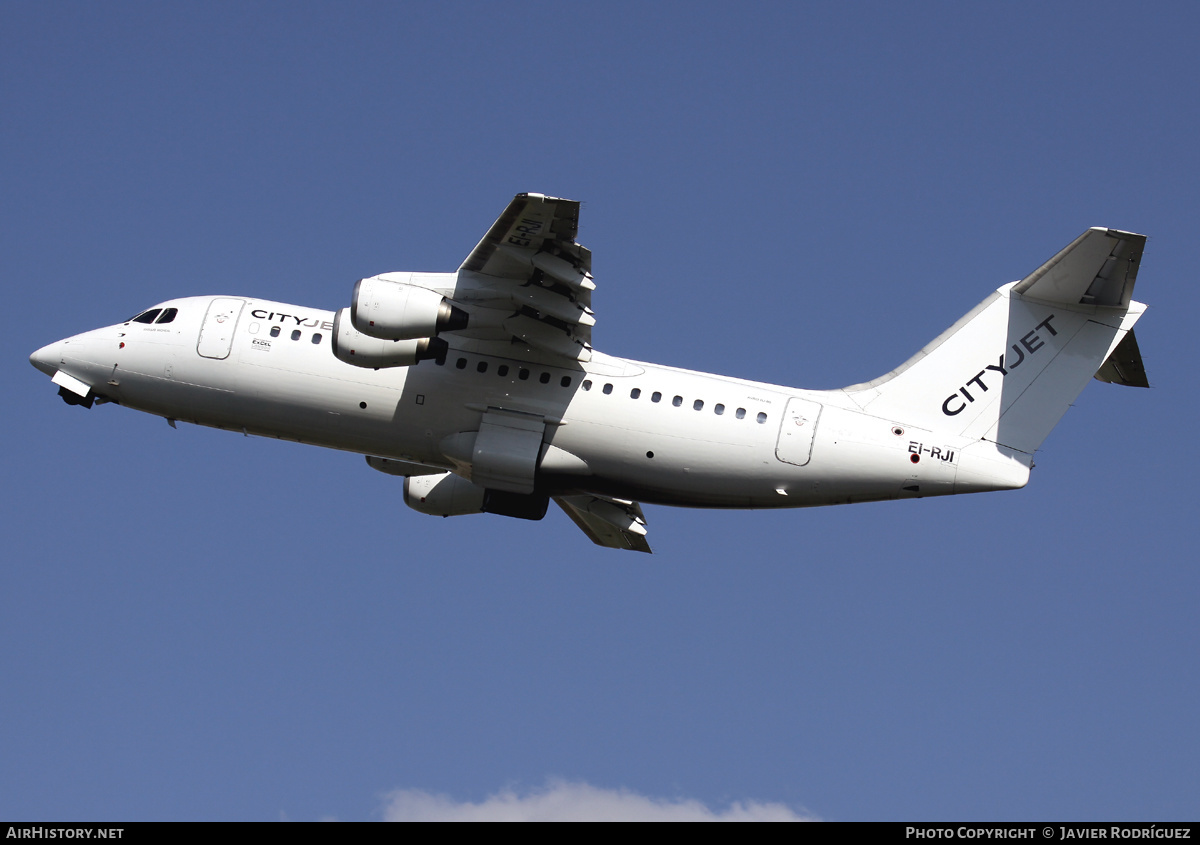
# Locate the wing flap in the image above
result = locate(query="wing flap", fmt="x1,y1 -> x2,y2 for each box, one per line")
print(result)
555,495 -> 652,554
502,314 -> 592,362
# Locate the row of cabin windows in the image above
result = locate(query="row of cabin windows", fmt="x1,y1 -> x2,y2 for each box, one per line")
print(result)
580,379 -> 768,423
331,348 -> 771,426
115,317 -> 765,426
442,356 -> 574,388
268,325 -> 323,345
436,353 -> 770,425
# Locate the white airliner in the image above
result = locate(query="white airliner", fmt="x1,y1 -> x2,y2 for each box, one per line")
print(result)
29,194 -> 1149,552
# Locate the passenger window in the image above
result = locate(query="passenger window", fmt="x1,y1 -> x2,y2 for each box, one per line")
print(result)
155,308 -> 178,324
602,383 -> 613,395
736,408 -> 746,419
519,368 -> 530,380
757,412 -> 768,424
693,399 -> 704,411
715,404 -> 725,415
498,364 -> 509,377
561,376 -> 571,387
539,372 -> 551,384
290,329 -> 301,341
582,380 -> 592,391
456,358 -> 467,370
311,333 -> 322,345
672,396 -> 683,407
270,326 -> 281,338
477,361 -> 488,373
630,388 -> 641,399
132,309 -> 162,324
651,392 -> 662,403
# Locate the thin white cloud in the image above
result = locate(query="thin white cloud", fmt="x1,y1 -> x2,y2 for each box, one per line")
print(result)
379,779 -> 817,821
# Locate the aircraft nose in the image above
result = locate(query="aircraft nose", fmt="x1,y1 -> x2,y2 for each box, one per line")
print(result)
29,339 -> 66,377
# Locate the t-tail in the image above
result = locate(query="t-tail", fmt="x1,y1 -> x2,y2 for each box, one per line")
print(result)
842,227 -> 1148,492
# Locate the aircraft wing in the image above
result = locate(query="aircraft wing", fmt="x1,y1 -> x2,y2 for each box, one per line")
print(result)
555,495 -> 652,553
455,193 -> 596,362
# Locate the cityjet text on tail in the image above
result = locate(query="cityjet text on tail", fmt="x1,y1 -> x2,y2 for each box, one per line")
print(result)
30,194 -> 1149,552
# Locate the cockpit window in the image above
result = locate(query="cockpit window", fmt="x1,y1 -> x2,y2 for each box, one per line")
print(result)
131,309 -> 162,324
155,308 -> 178,324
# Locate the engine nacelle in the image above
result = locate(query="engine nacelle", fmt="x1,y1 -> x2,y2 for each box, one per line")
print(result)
351,278 -> 469,340
403,472 -> 549,521
404,472 -> 486,516
331,307 -> 447,368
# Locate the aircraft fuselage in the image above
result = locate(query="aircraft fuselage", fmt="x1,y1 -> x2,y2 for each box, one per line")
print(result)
31,294 -> 994,511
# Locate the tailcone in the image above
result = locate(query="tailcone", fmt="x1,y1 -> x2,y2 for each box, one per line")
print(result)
954,441 -> 1032,493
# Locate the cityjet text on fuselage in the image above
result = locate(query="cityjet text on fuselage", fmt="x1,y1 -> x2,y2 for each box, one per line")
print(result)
249,308 -> 333,330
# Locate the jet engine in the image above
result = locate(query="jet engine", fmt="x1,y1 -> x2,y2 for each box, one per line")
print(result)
331,307 -> 446,368
351,278 -> 469,340
403,472 -> 549,521
404,472 -> 486,516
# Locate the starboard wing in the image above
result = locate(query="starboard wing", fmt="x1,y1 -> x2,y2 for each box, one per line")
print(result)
455,193 -> 596,362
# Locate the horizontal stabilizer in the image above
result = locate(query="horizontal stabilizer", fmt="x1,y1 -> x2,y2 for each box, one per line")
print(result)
1094,329 -> 1149,388
1013,227 -> 1145,308
556,495 -> 652,553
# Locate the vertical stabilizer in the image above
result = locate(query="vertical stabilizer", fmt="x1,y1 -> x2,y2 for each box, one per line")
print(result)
843,228 -> 1148,456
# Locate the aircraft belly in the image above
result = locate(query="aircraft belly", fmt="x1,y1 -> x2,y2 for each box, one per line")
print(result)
227,361 -> 453,460
548,417 -> 769,507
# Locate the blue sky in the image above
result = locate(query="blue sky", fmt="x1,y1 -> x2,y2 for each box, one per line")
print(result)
3,1 -> 1197,821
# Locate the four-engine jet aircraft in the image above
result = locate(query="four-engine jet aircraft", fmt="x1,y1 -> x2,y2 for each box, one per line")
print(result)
29,194 -> 1149,552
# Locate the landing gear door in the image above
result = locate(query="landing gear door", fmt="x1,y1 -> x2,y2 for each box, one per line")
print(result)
197,298 -> 245,360
775,397 -> 823,467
